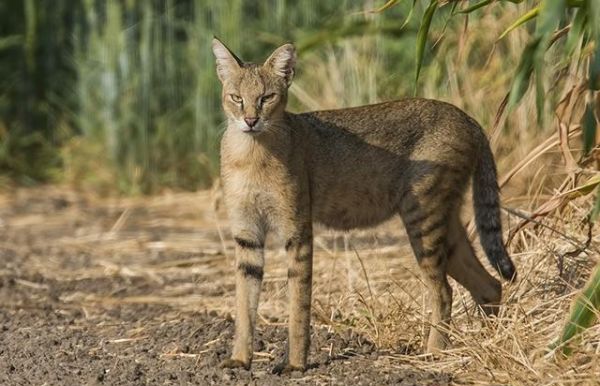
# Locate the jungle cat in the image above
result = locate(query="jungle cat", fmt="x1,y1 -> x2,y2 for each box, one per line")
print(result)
211,37 -> 516,374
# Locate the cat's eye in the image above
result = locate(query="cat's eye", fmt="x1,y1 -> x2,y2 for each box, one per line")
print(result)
229,94 -> 243,104
260,93 -> 277,104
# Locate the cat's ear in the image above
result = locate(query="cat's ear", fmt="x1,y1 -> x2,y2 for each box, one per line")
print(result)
263,43 -> 296,87
211,37 -> 242,83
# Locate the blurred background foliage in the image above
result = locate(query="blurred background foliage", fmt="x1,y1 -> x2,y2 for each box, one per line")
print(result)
0,0 -> 598,196
0,0 -> 405,193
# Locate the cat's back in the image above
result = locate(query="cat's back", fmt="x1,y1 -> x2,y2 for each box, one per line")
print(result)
303,98 -> 443,128
294,98 -> 482,155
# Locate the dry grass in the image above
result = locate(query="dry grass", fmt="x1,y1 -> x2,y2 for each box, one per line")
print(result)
303,202 -> 599,386
1,183 -> 598,385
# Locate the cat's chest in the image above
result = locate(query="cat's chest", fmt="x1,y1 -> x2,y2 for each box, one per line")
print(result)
223,164 -> 282,196
222,158 -> 302,236
222,157 -> 295,208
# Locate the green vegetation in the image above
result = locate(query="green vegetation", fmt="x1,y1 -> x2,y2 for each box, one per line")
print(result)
2,0 -> 402,193
5,0 -> 561,194
1,1 -> 598,192
552,263 -> 600,356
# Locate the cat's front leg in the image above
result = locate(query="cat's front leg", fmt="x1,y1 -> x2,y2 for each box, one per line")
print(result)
221,225 -> 265,370
273,225 -> 313,374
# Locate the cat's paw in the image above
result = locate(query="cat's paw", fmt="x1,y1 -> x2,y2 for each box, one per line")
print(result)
271,361 -> 305,375
220,358 -> 250,370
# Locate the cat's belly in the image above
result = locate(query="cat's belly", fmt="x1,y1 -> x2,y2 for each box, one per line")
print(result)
312,188 -> 397,231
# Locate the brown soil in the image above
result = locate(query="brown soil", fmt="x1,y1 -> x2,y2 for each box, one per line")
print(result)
0,188 -> 451,386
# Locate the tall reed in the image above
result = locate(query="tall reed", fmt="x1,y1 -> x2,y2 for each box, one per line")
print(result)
70,0 -> 374,193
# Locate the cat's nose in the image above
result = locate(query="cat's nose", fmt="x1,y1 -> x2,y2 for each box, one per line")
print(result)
244,117 -> 259,127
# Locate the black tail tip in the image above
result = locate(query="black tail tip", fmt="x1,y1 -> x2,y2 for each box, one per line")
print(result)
498,260 -> 517,282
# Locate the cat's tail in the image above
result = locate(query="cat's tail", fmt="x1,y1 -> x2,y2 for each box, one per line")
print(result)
472,136 -> 516,281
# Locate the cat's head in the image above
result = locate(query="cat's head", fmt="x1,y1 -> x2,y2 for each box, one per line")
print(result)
212,37 -> 295,135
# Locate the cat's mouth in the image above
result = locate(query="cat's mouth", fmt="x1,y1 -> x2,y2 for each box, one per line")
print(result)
241,126 -> 262,134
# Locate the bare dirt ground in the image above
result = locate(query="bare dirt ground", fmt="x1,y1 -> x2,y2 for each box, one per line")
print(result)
0,187 -> 598,385
0,187 -> 449,386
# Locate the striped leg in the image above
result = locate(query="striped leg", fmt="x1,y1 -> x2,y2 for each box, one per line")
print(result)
447,213 -> 501,315
221,235 -> 265,370
421,254 -> 453,353
273,228 -> 313,374
401,200 -> 453,353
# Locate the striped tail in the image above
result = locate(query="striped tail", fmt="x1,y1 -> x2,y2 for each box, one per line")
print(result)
473,137 -> 516,281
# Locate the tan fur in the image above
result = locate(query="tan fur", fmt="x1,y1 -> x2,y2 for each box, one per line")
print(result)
212,38 -> 516,373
